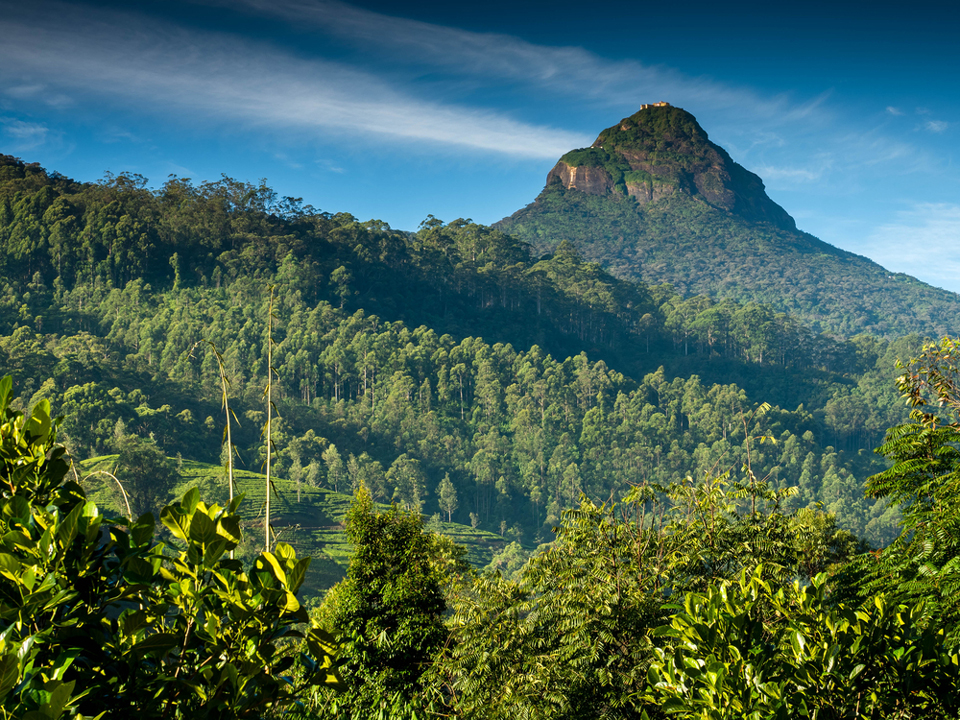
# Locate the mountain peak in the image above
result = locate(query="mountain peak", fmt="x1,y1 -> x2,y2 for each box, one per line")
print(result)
545,105 -> 796,231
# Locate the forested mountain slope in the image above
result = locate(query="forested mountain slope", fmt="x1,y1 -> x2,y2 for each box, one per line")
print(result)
497,104 -> 960,338
0,154 -> 917,548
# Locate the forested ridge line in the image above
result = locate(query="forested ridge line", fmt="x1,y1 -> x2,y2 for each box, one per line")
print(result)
497,104 -> 960,339
500,186 -> 960,339
0,154 -> 927,545
0,152 -> 910,389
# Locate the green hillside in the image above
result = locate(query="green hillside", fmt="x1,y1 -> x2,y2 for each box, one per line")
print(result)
79,456 -> 510,597
4,118 -> 960,720
0,153 -> 922,555
497,105 -> 960,338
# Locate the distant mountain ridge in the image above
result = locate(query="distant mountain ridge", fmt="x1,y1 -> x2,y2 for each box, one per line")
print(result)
498,105 -> 960,339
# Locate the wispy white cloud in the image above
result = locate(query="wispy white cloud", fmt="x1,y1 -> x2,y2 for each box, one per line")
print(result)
204,0 -> 825,122
750,152 -> 834,185
925,120 -> 948,133
885,106 -> 903,116
3,82 -> 73,108
751,164 -> 825,183
0,0 -> 588,159
866,203 -> 960,293
201,0 -> 942,193
834,127 -> 932,174
316,159 -> 345,174
737,125 -> 932,199
6,85 -> 45,99
98,128 -> 142,145
164,162 -> 197,179
0,117 -> 51,151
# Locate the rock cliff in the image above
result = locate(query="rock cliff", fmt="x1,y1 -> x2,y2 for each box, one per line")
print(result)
546,162 -> 613,195
545,105 -> 796,231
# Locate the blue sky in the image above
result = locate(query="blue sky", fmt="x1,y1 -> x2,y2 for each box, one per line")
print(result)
2,0 -> 958,292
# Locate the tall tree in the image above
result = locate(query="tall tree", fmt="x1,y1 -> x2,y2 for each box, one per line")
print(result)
263,284 -> 278,552
437,472 -> 458,522
320,487 -> 446,717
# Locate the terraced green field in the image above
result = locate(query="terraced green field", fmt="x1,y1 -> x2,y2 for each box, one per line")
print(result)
79,457 -> 513,599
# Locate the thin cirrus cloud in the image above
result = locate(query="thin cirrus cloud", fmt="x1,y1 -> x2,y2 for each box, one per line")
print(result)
750,163 -> 827,184
866,203 -> 960,292
214,0 -> 825,121
0,0 -> 589,159
3,83 -> 73,109
0,118 -> 51,152
202,0 -> 939,192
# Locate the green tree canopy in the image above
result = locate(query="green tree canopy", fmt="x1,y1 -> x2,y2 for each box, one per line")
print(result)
318,487 -> 447,718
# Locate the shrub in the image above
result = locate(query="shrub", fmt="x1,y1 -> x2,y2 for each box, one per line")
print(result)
0,375 -> 342,718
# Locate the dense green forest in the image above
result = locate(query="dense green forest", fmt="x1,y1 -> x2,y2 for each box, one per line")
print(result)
497,107 -> 960,339
2,152 -> 960,718
3,347 -> 960,717
0,154 -> 924,548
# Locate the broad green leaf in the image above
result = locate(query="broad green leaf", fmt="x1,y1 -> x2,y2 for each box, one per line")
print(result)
55,503 -> 82,550
38,678 -> 76,720
661,698 -> 689,714
227,493 -> 245,515
0,376 -> 12,414
129,513 -> 155,547
305,628 -> 346,690
132,632 -> 181,656
25,400 -> 51,443
21,565 -> 36,592
0,553 -> 20,582
286,557 -> 310,593
217,514 -> 242,546
257,552 -> 288,586
282,591 -> 300,613
119,610 -> 150,637
202,538 -> 229,568
182,487 -> 200,514
160,505 -> 189,543
4,495 -> 31,523
189,508 -> 217,546
274,542 -> 295,561
0,653 -> 20,696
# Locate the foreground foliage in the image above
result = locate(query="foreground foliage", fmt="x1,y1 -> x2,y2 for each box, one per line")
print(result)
298,487 -> 474,719
0,376 -> 342,718
646,566 -> 958,719
428,480 -> 959,720
431,473 -> 867,720
312,488 -> 447,718
865,336 -> 960,648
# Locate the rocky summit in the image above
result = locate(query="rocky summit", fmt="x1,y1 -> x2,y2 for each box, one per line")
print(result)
545,103 -> 795,230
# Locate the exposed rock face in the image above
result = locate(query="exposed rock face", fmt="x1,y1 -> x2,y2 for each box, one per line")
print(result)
625,178 -> 675,205
546,105 -> 796,231
546,162 -> 613,195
